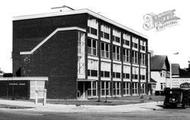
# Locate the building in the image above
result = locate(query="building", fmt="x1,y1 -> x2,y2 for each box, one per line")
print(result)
12,8 -> 149,99
169,63 -> 190,88
151,55 -> 170,95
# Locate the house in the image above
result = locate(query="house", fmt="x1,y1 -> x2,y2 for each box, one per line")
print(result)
151,55 -> 170,95
12,8 -> 150,99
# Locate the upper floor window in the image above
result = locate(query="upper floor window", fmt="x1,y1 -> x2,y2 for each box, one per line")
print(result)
132,37 -> 138,49
101,42 -> 110,59
112,45 -> 120,61
123,48 -> 130,62
101,25 -> 110,40
87,38 -> 97,56
123,34 -> 130,46
140,53 -> 146,65
101,71 -> 110,78
101,32 -> 110,40
112,29 -> 121,43
88,27 -> 97,36
132,50 -> 138,64
140,40 -> 146,51
113,36 -> 120,43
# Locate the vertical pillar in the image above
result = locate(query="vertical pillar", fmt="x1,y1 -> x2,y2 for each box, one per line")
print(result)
91,81 -> 93,97
121,32 -> 124,97
138,38 -> 141,96
130,35 -> 133,96
110,27 -> 113,97
97,20 -> 101,102
145,39 -> 149,95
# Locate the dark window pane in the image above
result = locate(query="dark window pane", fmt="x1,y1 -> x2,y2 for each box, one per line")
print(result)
101,42 -> 104,50
105,33 -> 109,39
106,44 -> 109,51
105,71 -> 110,77
93,40 -> 96,48
116,73 -> 121,78
91,70 -> 97,76
101,71 -> 104,77
87,70 -> 90,76
91,28 -> 97,35
126,73 -> 130,78
87,39 -> 91,47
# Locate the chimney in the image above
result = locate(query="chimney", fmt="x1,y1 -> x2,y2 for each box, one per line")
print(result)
188,61 -> 190,69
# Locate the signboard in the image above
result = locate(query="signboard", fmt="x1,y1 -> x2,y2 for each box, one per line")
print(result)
180,82 -> 190,89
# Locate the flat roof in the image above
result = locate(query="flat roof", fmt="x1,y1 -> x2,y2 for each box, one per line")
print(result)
13,9 -> 148,39
0,77 -> 48,81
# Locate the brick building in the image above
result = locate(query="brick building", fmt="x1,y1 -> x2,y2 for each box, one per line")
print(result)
13,8 -> 150,99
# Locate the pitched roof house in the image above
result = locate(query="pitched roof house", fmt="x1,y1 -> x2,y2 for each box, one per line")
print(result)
151,55 -> 170,95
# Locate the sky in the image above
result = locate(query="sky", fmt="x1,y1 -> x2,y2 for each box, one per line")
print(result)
0,0 -> 189,72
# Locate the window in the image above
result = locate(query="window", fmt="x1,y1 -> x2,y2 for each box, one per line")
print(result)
132,74 -> 138,79
141,83 -> 145,94
124,82 -> 130,95
87,38 -> 97,56
132,42 -> 138,48
132,51 -> 138,64
101,42 -> 110,59
112,72 -> 121,78
123,48 -> 130,62
123,73 -> 130,79
88,69 -> 98,77
101,71 -> 110,78
112,45 -> 120,61
123,34 -> 130,46
132,37 -> 138,49
113,35 -> 120,43
101,81 -> 110,96
101,25 -> 110,40
88,27 -> 97,36
140,53 -> 146,65
124,40 -> 130,46
101,31 -> 110,39
140,41 -> 146,51
140,75 -> 145,80
113,82 -> 121,96
132,82 -> 138,94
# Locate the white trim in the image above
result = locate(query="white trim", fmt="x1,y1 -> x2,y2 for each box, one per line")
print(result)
113,60 -> 122,64
0,77 -> 48,81
113,41 -> 121,46
87,33 -> 98,39
123,79 -> 131,82
101,37 -> 110,43
20,27 -> 86,55
88,55 -> 99,60
13,9 -> 148,39
100,58 -> 111,63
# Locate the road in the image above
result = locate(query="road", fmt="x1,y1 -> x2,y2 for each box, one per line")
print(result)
0,107 -> 190,120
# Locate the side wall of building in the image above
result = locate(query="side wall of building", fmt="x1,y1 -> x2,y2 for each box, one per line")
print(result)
13,14 -> 88,76
21,31 -> 79,99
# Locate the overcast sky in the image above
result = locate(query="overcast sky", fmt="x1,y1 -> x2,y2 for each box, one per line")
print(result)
0,0 -> 189,72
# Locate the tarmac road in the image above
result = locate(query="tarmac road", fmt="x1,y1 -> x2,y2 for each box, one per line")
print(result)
0,107 -> 190,120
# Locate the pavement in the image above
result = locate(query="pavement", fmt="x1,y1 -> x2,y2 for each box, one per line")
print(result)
0,99 -> 164,113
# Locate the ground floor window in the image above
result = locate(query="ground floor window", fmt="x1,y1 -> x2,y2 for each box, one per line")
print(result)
86,81 -> 97,97
123,82 -> 130,95
101,81 -> 110,96
132,82 -> 138,95
113,82 -> 121,96
141,83 -> 146,94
